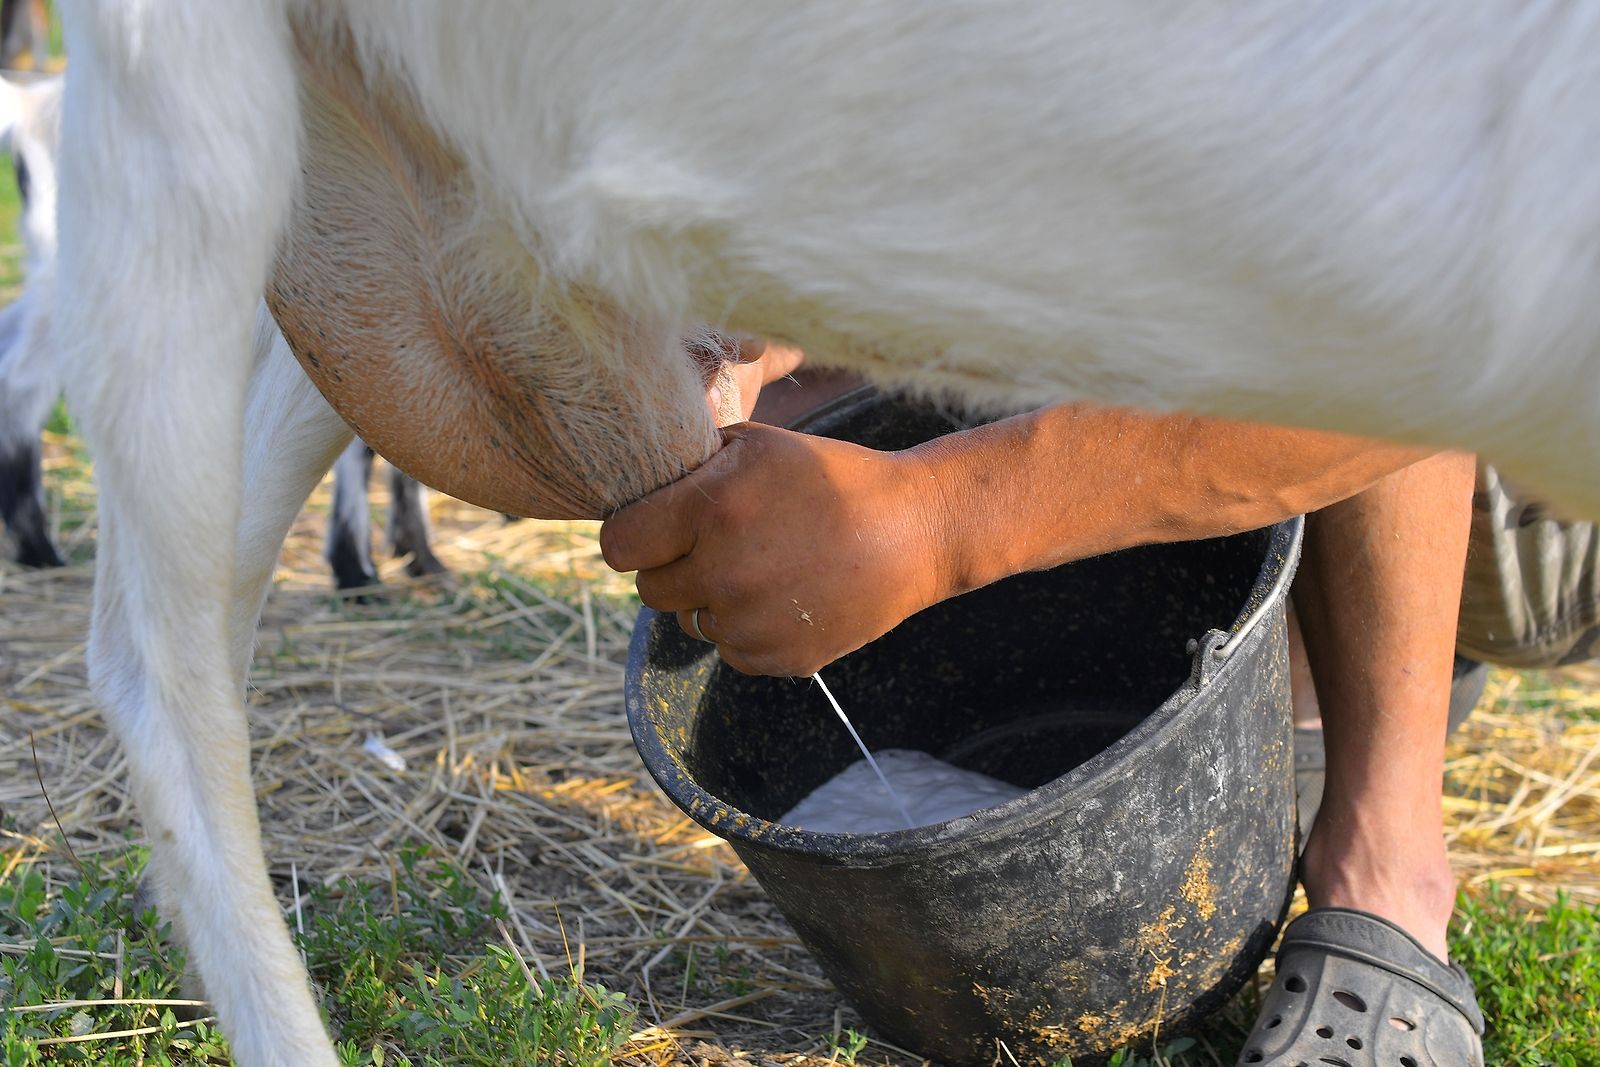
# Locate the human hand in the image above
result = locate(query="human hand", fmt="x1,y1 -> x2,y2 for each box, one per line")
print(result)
706,340 -> 806,423
600,421 -> 953,676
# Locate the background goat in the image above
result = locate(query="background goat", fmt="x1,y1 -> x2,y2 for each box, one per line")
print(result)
0,74 -> 450,586
0,71 -> 60,568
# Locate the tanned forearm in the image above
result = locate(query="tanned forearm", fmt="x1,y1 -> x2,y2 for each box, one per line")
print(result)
604,395 -> 1446,676
908,403 -> 1440,599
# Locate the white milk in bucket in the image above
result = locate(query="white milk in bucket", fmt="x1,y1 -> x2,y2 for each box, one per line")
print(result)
781,748 -> 1028,834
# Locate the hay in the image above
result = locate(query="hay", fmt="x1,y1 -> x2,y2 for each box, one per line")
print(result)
1,458 -> 855,1065
2,446 -> 1597,1067
1444,667 -> 1600,907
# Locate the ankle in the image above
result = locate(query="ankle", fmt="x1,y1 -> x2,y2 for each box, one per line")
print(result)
1300,821 -> 1456,959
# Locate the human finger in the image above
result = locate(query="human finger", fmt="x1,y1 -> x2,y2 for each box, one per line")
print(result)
759,343 -> 806,383
633,555 -> 712,613
599,472 -> 712,573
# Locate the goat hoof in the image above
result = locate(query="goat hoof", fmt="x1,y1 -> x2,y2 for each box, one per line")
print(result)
402,551 -> 449,578
15,538 -> 66,568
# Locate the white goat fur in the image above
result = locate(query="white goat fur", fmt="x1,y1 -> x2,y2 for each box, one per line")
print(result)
48,3 -> 1600,1065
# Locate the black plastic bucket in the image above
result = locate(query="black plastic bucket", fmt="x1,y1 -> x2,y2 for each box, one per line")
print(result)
626,391 -> 1302,1066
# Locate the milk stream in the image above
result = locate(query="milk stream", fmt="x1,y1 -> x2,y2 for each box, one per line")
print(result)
811,672 -> 916,829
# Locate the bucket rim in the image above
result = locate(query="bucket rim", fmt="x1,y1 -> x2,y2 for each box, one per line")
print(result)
625,407 -> 1304,864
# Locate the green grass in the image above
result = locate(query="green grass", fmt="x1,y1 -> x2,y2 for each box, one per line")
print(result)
823,1027 -> 868,1064
1,845 -> 635,1066
6,841 -> 1593,1066
1453,888 -> 1600,1067
46,4 -> 64,59
0,148 -> 23,297
1,851 -> 227,1066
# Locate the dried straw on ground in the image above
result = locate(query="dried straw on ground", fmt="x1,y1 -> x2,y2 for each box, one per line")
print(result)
3,451 -> 1597,1067
1445,667 -> 1600,907
1,463 -> 859,1065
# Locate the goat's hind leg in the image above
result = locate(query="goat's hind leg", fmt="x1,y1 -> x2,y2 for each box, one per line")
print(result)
325,439 -> 379,591
54,5 -> 338,1065
232,313 -> 357,684
0,402 -> 61,567
387,468 -> 448,578
74,321 -> 349,1067
132,313 -> 353,999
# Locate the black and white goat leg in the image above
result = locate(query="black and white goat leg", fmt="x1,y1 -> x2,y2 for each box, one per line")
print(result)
325,445 -> 447,590
325,439 -> 378,591
0,291 -> 62,567
55,6 -> 339,1065
386,467 -> 446,579
0,424 -> 57,567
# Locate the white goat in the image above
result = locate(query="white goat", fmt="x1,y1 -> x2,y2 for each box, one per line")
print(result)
47,3 -> 1600,1065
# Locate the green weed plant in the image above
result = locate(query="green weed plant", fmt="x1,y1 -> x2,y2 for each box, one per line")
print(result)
2,847 -> 634,1066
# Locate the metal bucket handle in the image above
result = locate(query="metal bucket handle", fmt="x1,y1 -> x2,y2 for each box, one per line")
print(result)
1186,515 -> 1304,687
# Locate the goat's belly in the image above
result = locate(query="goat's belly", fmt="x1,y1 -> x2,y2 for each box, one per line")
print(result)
266,27 -> 717,519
